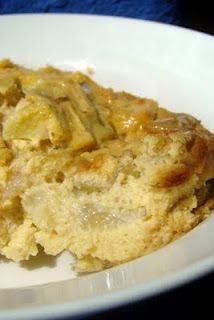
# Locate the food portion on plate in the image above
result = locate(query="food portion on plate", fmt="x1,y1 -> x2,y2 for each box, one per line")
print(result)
0,59 -> 214,273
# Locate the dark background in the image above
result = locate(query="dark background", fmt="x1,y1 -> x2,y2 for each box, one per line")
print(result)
85,271 -> 214,320
55,270 -> 214,320
178,0 -> 213,35
0,0 -> 213,34
0,1 -> 213,319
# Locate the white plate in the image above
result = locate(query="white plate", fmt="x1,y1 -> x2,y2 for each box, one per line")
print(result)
0,14 -> 214,320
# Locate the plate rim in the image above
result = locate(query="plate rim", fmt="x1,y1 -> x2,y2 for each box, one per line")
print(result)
1,254 -> 214,320
0,13 -> 213,320
0,12 -> 213,39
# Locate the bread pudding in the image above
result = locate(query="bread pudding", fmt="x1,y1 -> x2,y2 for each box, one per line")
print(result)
0,59 -> 214,272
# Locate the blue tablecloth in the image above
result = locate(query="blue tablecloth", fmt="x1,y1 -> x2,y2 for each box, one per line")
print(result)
0,0 -> 178,24
0,2 -> 213,320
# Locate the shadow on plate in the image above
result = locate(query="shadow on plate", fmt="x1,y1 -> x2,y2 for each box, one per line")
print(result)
20,247 -> 57,270
0,255 -> 10,264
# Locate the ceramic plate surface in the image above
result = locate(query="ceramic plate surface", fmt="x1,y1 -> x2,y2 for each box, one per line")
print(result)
0,14 -> 214,320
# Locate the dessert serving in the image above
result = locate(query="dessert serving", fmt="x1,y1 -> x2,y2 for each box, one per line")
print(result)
0,59 -> 214,273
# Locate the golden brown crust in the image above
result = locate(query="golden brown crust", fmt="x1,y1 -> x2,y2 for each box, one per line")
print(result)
0,60 -> 214,272
156,164 -> 191,188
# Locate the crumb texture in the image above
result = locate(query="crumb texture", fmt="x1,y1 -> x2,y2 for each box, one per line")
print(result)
0,59 -> 214,272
